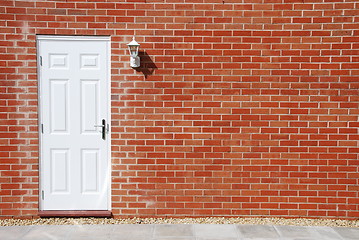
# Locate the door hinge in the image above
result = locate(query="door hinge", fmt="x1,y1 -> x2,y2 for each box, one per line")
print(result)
42,190 -> 44,200
41,124 -> 44,133
40,56 -> 43,66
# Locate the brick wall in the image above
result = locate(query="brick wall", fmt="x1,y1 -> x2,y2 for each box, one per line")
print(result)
1,0 -> 358,219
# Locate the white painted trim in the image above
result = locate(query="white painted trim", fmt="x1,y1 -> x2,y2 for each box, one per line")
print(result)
36,35 -> 111,41
105,38 -> 112,211
36,38 -> 44,211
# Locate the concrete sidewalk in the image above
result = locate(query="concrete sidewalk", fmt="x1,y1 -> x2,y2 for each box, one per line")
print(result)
1,224 -> 358,240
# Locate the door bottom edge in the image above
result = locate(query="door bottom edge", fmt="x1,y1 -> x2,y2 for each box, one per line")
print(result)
38,210 -> 112,218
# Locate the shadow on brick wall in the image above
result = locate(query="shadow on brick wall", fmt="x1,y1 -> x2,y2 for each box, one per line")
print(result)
135,51 -> 157,79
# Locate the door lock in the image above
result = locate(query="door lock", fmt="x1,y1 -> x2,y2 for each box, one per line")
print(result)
94,119 -> 107,140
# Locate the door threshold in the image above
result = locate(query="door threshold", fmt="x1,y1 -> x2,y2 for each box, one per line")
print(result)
39,211 -> 112,217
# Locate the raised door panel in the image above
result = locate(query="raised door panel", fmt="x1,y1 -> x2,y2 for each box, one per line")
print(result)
50,80 -> 69,134
81,149 -> 100,193
50,149 -> 70,193
81,80 -> 100,134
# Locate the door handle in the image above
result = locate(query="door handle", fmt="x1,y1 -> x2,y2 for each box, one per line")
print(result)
94,119 -> 106,140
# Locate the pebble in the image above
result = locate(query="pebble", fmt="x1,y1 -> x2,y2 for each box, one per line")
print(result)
0,217 -> 358,228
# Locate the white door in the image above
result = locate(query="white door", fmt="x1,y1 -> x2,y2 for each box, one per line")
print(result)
37,36 -> 111,211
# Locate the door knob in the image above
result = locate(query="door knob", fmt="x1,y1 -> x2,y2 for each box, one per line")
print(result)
94,119 -> 106,140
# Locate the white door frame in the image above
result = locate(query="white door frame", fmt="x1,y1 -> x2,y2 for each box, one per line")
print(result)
37,35 -> 111,211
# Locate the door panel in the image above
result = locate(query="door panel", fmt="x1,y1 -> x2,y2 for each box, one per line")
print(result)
81,149 -> 100,193
38,36 -> 110,211
50,79 -> 69,133
81,80 -> 99,134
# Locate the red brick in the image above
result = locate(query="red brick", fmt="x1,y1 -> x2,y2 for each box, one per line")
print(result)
1,0 -> 359,220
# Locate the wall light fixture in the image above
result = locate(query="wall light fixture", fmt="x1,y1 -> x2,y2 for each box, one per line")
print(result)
127,37 -> 140,68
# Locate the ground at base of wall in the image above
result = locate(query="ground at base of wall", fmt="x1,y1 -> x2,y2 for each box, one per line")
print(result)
0,217 -> 358,228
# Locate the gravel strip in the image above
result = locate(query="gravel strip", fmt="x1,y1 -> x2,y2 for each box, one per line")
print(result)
0,217 -> 358,228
